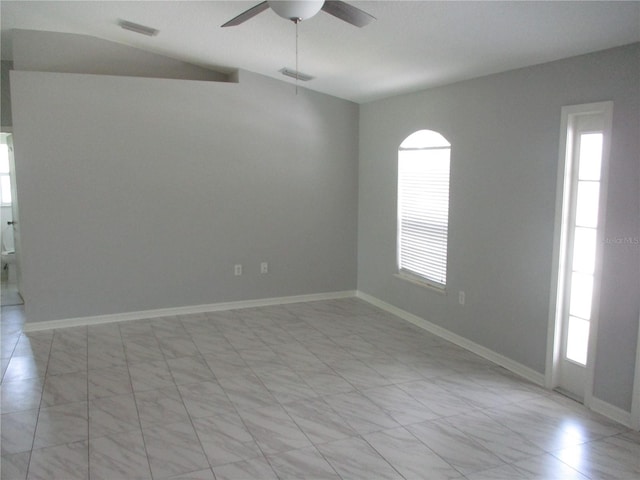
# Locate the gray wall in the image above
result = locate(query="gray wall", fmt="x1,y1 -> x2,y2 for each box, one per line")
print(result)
11,63 -> 358,323
358,44 -> 640,412
1,60 -> 12,127
12,29 -> 229,82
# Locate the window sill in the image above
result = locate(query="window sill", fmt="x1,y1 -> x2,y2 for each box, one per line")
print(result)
393,273 -> 447,295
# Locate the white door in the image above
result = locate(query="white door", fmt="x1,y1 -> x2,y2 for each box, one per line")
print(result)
550,102 -> 612,403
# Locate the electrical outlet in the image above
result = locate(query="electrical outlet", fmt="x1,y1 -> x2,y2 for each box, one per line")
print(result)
458,291 -> 465,305
234,264 -> 242,276
261,262 -> 268,274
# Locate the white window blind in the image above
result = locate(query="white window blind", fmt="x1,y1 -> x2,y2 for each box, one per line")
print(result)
398,131 -> 451,287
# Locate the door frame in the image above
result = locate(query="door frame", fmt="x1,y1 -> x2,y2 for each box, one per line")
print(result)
1,129 -> 22,294
545,101 -> 613,409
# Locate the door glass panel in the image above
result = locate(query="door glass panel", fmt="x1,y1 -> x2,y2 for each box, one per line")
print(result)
566,316 -> 590,365
0,175 -> 11,204
575,181 -> 600,228
572,227 -> 597,274
578,133 -> 603,181
569,271 -> 593,320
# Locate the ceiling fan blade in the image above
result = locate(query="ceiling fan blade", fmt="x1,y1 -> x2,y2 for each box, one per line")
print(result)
221,1 -> 270,27
321,1 -> 376,27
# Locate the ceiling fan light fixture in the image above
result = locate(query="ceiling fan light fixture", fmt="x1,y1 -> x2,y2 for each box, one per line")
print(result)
268,0 -> 324,22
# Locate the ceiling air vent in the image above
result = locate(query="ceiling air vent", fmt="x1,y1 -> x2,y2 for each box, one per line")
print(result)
280,68 -> 314,82
117,19 -> 159,37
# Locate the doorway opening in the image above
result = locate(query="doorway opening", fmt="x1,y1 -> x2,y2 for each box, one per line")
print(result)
1,132 -> 23,306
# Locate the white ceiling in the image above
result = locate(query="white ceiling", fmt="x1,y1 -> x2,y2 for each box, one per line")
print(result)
1,1 -> 639,103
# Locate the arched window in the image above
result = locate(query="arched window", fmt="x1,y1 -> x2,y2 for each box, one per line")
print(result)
397,129 -> 451,288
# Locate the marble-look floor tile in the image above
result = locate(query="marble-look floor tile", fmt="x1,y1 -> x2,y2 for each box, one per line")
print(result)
444,410 -> 544,463
1,451 -> 30,480
1,377 -> 43,413
222,331 -> 266,351
397,379 -> 475,418
158,336 -> 200,359
27,440 -> 88,480
212,456 -> 278,480
364,427 -> 462,480
135,386 -> 190,429
87,343 -> 127,370
251,325 -> 298,346
254,367 -> 317,404
143,421 -> 209,479
237,404 -> 312,455
464,464 -> 529,480
471,367 -> 544,403
33,401 -> 88,449
165,468 -> 216,480
282,397 -> 357,445
41,371 -> 87,407
46,349 -> 86,376
11,332 -> 53,359
191,413 -> 262,467
128,359 -> 175,392
367,357 -> 424,384
202,351 -> 249,379
123,336 -> 165,364
178,380 -> 235,418
362,384 -> 440,425
1,356 -> 11,383
552,434 -> 640,480
88,365 -> 132,399
406,419 -> 505,476
89,429 -> 152,480
432,375 -> 517,410
3,298 -> 638,480
166,355 -> 215,385
87,323 -> 122,340
1,409 -> 39,455
317,436 -> 404,480
3,355 -> 48,383
331,334 -> 379,357
484,402 -> 603,452
89,392 -> 141,438
151,316 -> 189,339
267,445 -> 341,479
119,320 -> 154,338
216,371 -> 279,410
191,334 -> 236,356
509,453 -> 590,479
237,345 -> 281,366
306,344 -> 359,367
323,391 -> 400,434
51,331 -> 87,352
272,343 -> 328,372
303,370 -> 355,395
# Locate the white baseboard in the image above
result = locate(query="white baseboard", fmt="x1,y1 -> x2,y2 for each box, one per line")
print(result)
356,291 -> 546,387
22,290 -> 357,332
590,397 -> 632,428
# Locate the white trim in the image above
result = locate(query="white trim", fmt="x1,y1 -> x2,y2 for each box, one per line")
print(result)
356,291 -> 545,387
590,396 -> 633,428
393,273 -> 447,295
22,290 -> 357,332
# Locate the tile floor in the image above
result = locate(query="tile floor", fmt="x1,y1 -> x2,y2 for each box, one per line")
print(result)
1,298 -> 638,479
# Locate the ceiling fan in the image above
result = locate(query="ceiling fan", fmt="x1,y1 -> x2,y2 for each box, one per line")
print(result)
221,0 -> 376,27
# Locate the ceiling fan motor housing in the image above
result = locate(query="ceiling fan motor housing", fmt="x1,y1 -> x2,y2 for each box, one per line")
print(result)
268,0 -> 325,22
